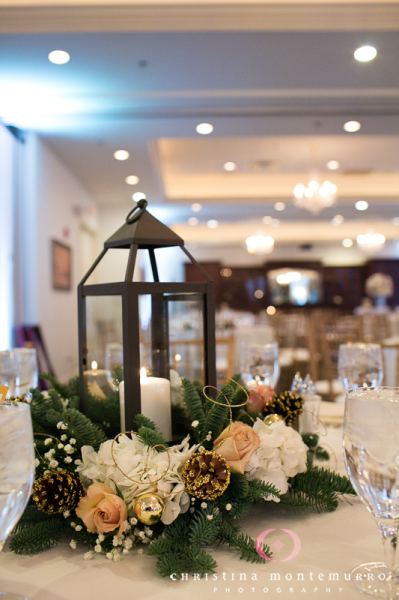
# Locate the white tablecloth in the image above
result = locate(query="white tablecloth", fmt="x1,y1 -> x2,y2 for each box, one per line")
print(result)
0,428 -> 383,600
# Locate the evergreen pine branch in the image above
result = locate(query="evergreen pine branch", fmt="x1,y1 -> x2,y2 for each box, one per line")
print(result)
62,408 -> 107,450
135,414 -> 160,433
39,373 -> 70,399
236,412 -> 259,426
137,426 -> 167,448
315,447 -> 330,461
147,535 -> 175,556
203,399 -> 229,447
163,512 -> 191,541
216,518 -> 241,545
228,473 -> 250,499
280,491 -> 339,514
9,517 -> 68,555
67,377 -> 80,398
281,466 -> 356,514
228,498 -> 252,519
302,433 -> 319,449
247,478 -> 280,503
229,533 -> 271,564
188,511 -> 220,546
14,505 -> 49,531
47,389 -> 65,413
182,379 -> 206,440
186,547 -> 218,575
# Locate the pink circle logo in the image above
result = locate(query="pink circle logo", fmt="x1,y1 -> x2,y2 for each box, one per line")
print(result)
256,529 -> 301,562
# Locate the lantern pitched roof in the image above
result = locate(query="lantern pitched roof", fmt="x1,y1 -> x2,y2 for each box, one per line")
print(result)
104,208 -> 184,249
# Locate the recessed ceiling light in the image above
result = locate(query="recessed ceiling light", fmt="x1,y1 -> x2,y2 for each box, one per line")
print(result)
191,203 -> 202,212
355,200 -> 369,211
332,215 -> 344,226
262,216 -> 272,225
354,45 -> 377,62
188,217 -> 199,226
274,202 -> 286,212
391,217 -> 399,225
132,192 -> 146,202
125,175 -> 139,185
207,220 -> 219,229
223,162 -> 236,172
344,121 -> 361,133
48,50 -> 70,64
114,150 -> 130,161
271,218 -> 280,227
196,123 -> 214,135
342,238 -> 354,248
327,160 -> 340,170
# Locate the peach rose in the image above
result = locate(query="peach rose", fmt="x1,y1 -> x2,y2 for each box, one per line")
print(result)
248,384 -> 275,413
213,422 -> 260,474
76,482 -> 127,536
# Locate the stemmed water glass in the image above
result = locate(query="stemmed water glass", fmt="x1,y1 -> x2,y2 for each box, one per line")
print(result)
343,387 -> 399,598
240,342 -> 280,389
0,401 -> 35,599
338,343 -> 383,391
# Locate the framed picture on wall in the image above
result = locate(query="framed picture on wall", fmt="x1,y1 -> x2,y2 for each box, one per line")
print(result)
52,240 -> 72,291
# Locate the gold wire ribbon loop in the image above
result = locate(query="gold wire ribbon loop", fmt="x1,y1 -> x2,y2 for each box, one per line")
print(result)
202,377 -> 250,424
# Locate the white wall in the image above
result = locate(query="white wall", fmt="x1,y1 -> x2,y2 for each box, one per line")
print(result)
0,125 -> 17,349
19,134 -> 98,381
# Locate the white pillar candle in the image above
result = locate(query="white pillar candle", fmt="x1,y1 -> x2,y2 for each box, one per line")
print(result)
119,372 -> 172,440
140,369 -> 172,441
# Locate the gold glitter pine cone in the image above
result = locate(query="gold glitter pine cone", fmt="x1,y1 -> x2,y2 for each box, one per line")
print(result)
263,391 -> 304,426
33,469 -> 85,515
182,450 -> 230,501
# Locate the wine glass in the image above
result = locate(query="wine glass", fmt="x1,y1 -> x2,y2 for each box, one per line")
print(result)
240,342 -> 280,389
0,401 -> 35,600
338,343 -> 383,391
343,387 -> 399,598
12,349 -> 38,398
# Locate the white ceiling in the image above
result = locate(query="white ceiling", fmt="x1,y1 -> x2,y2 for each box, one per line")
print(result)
1,4 -> 399,258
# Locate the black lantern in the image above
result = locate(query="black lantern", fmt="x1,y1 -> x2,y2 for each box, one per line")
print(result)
78,200 -> 216,439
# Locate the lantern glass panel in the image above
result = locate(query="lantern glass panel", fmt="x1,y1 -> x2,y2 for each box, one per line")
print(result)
84,294 -> 123,436
167,295 -> 205,384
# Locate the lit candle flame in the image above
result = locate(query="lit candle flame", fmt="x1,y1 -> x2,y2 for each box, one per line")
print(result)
140,367 -> 147,380
91,361 -> 98,371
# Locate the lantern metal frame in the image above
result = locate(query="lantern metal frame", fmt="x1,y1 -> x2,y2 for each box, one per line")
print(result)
77,200 -> 216,431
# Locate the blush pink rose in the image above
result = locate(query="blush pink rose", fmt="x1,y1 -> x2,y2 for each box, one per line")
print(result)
248,384 -> 275,413
76,482 -> 127,536
213,422 -> 260,474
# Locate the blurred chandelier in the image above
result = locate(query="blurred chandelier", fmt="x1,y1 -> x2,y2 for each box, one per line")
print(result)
293,175 -> 337,214
246,234 -> 274,254
357,233 -> 386,250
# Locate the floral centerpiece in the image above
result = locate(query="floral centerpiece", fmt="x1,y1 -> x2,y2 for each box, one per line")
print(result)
9,377 -> 355,576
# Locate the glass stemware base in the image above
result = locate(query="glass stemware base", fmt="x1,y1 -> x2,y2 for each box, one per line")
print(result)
351,563 -> 399,599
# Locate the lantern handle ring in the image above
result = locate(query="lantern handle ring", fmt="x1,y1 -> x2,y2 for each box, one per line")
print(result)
126,199 -> 148,224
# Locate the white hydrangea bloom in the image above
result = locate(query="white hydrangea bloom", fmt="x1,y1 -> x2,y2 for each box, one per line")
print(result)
245,419 -> 308,500
76,434 -> 199,526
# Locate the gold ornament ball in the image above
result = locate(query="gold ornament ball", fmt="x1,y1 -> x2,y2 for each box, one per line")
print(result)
264,413 -> 284,426
133,493 -> 164,525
